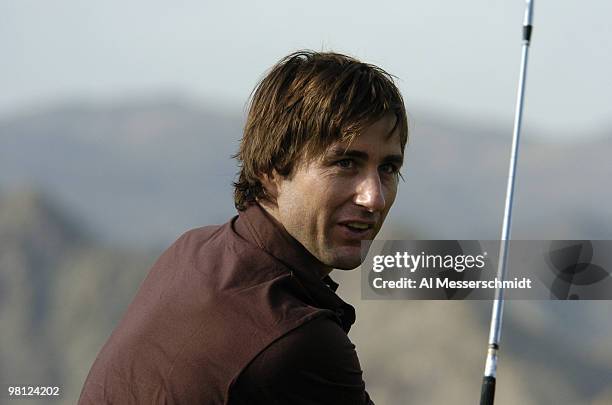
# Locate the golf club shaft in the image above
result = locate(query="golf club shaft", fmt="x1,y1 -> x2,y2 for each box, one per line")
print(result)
480,1 -> 534,404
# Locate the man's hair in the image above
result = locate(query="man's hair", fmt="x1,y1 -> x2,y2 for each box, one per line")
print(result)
233,50 -> 409,211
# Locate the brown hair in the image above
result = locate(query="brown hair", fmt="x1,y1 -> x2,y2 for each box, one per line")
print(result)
233,50 -> 408,211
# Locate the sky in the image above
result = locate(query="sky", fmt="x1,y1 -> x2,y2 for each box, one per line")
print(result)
2,0 -> 612,141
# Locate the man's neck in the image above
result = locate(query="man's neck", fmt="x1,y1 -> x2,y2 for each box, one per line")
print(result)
257,200 -> 333,279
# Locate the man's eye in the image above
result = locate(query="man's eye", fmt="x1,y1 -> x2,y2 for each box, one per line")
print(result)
380,163 -> 399,174
336,159 -> 354,169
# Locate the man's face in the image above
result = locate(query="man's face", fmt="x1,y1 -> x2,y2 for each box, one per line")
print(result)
262,115 -> 403,271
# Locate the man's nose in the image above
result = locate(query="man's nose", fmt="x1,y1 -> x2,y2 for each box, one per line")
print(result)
354,172 -> 386,212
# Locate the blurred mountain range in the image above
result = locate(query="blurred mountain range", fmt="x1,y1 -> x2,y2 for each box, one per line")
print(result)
1,97 -> 611,247
0,190 -> 156,404
0,97 -> 241,248
1,185 -> 611,404
0,97 -> 611,404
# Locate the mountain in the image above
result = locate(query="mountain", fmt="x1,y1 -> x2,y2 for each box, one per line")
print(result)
0,98 -> 242,247
1,189 -> 610,404
1,97 -> 611,248
0,189 -> 155,403
0,97 -> 611,403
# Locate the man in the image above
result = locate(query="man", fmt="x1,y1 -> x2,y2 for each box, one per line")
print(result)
79,50 -> 408,404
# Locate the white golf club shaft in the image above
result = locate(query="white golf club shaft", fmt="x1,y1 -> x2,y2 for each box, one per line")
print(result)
480,1 -> 534,404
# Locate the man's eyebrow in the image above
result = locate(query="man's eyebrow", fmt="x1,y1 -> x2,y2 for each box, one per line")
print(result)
328,147 -> 404,166
384,154 -> 404,167
328,147 -> 368,159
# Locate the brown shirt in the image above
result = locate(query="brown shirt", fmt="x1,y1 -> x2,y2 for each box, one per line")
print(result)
79,203 -> 373,404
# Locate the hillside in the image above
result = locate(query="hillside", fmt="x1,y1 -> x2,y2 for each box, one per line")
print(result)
0,190 -> 155,403
1,98 -> 611,247
0,190 -> 610,404
0,97 -> 611,403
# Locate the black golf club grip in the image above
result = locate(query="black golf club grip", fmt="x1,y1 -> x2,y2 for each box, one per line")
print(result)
479,376 -> 496,405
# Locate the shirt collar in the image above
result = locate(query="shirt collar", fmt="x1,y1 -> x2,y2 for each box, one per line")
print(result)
234,203 -> 356,332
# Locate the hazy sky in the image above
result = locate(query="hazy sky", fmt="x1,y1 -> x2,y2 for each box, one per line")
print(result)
2,0 -> 611,140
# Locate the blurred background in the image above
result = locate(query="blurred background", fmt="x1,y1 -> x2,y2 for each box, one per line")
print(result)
1,0 -> 611,403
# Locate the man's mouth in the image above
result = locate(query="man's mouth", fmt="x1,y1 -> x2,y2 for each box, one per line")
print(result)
337,221 -> 376,239
344,222 -> 372,230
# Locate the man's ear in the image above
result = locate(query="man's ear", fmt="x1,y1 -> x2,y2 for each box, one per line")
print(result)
259,169 -> 281,202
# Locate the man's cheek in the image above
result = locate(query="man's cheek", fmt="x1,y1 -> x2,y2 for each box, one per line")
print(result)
385,188 -> 398,209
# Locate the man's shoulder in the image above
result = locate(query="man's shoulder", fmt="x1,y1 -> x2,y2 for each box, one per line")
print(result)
171,218 -> 270,262
162,217 -> 249,262
175,220 -> 232,247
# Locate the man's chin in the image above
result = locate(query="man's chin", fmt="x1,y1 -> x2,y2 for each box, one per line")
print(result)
332,263 -> 361,271
325,247 -> 364,270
